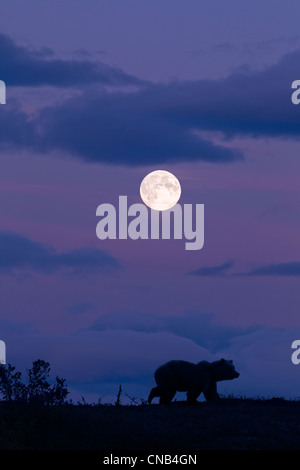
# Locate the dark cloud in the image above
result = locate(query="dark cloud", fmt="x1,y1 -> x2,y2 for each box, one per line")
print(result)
0,105 -> 35,148
2,40 -> 300,165
240,262 -> 300,277
148,51 -> 300,140
27,48 -> 300,165
87,309 -> 259,353
188,260 -> 234,277
36,85 -> 242,165
0,231 -> 119,275
0,33 -> 141,87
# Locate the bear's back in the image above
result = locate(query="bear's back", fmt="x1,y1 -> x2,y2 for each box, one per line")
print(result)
155,360 -> 209,391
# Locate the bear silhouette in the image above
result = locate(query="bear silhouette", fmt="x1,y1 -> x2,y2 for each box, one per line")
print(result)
148,358 -> 240,404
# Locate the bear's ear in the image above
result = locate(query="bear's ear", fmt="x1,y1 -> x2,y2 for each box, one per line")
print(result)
220,358 -> 225,363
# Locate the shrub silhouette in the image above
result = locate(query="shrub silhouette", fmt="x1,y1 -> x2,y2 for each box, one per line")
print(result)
0,359 -> 69,405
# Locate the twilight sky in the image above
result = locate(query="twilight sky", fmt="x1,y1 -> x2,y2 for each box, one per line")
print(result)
1,0 -> 300,402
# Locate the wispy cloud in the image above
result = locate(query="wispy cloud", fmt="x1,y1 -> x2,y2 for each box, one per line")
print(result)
68,302 -> 93,316
87,308 -> 259,353
188,260 -> 300,277
239,262 -> 300,277
0,231 -> 120,275
188,260 -> 234,277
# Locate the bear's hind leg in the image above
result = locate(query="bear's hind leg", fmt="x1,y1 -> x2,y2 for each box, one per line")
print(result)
159,389 -> 176,404
187,387 -> 202,405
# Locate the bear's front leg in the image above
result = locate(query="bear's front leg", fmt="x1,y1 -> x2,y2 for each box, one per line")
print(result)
148,386 -> 161,404
203,381 -> 220,402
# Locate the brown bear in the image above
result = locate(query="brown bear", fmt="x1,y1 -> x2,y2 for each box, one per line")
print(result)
148,358 -> 239,404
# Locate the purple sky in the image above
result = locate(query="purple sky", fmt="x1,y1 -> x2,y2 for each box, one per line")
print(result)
1,1 -> 300,402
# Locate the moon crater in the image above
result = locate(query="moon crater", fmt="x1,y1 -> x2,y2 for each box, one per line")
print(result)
140,170 -> 181,211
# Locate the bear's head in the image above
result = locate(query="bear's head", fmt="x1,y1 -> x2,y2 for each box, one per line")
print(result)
212,358 -> 240,382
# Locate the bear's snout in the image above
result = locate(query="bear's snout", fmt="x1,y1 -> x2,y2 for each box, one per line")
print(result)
234,372 -> 240,378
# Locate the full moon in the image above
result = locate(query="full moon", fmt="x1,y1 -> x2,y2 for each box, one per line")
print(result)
140,170 -> 181,211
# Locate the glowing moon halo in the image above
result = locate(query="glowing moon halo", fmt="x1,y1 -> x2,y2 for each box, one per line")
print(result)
140,170 -> 181,211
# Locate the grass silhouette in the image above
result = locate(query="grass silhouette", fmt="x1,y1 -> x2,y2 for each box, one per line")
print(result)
1,361 -> 300,450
